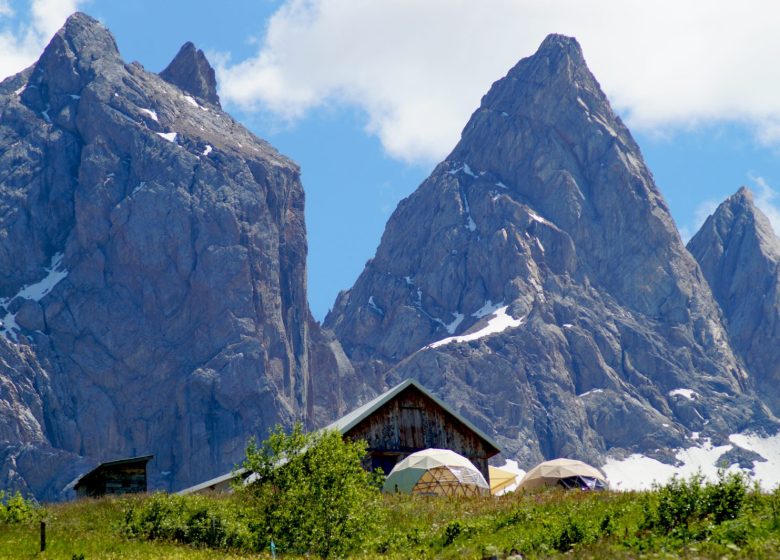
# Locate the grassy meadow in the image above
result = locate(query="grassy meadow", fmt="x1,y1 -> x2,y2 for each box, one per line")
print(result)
2,475 -> 780,559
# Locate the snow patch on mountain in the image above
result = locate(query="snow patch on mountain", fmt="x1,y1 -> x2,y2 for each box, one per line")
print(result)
429,306 -> 524,348
139,108 -> 158,122
602,432 -> 780,491
669,388 -> 697,400
156,132 -> 177,142
0,253 -> 68,341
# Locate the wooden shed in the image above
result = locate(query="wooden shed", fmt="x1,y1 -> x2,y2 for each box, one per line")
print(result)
178,379 -> 501,495
74,455 -> 153,498
324,379 -> 500,481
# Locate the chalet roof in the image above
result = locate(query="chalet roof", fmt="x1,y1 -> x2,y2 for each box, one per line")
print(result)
73,454 -> 153,489
178,469 -> 243,495
325,378 -> 501,454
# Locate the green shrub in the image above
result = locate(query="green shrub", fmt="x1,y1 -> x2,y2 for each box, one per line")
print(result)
552,516 -> 587,551
240,423 -> 382,558
648,473 -> 705,536
704,471 -> 748,524
443,520 -> 474,546
641,471 -> 749,541
122,493 -> 254,550
0,490 -> 37,523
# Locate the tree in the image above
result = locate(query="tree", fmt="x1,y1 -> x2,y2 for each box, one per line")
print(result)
239,423 -> 382,558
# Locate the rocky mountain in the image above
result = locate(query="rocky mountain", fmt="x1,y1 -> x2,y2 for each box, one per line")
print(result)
325,34 -> 777,466
688,188 -> 780,415
0,13 -> 347,499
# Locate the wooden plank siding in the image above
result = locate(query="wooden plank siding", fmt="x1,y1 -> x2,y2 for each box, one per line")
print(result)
343,384 -> 496,480
74,455 -> 152,498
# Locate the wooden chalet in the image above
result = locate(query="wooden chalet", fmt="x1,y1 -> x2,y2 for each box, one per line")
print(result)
178,378 -> 500,494
74,455 -> 153,498
324,378 -> 500,481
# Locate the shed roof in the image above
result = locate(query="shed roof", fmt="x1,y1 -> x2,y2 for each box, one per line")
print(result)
74,454 -> 153,489
325,378 -> 501,454
178,469 -> 245,495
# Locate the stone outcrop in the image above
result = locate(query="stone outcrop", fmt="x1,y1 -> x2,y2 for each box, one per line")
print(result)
688,187 -> 780,414
0,13 -> 346,499
160,41 -> 221,108
325,35 -> 776,466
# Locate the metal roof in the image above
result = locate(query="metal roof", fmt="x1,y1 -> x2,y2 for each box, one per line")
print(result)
177,468 -> 246,495
325,378 -> 501,454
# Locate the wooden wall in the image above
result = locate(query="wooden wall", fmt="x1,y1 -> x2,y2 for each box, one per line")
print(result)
75,463 -> 148,498
344,386 -> 494,480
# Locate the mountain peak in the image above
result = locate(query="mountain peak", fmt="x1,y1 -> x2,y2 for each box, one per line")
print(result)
56,11 -> 120,60
160,41 -> 221,107
733,185 -> 755,204
20,11 -> 120,110
450,32 -> 629,170
688,188 -> 780,415
691,186 -> 778,258
536,33 -> 585,64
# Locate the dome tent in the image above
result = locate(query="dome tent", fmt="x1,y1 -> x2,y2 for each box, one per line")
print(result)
488,465 -> 521,495
517,458 -> 607,491
382,449 -> 490,497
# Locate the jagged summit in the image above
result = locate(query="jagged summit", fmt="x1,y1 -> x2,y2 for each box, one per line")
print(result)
735,185 -> 754,201
326,34 -> 773,469
0,12 -> 347,499
689,188 -> 780,414
20,11 -> 120,110
690,186 -> 780,267
537,33 -> 584,55
44,11 -> 120,64
160,41 -> 221,107
524,33 -> 587,76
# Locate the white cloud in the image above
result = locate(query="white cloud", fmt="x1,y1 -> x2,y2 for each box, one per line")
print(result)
749,175 -> 780,237
0,0 -> 85,81
217,0 -> 780,164
31,0 -> 83,37
0,1 -> 14,17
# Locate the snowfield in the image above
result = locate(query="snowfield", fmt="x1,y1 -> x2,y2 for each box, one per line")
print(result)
601,432 -> 780,491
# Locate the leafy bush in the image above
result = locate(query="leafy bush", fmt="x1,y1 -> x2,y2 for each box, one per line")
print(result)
705,471 -> 748,524
122,492 -> 254,550
442,520 -> 474,546
0,490 -> 37,523
642,471 -> 749,540
551,516 -> 588,551
240,423 -> 382,558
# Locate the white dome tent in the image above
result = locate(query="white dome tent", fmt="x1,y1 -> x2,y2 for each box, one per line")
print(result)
382,448 -> 490,497
517,458 -> 608,491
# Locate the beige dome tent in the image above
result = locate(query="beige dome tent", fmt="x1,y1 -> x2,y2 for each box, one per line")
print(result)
383,449 -> 489,497
517,458 -> 607,491
488,465 -> 521,495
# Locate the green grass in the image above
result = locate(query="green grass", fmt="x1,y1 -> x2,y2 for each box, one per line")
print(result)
0,497 -> 266,559
2,478 -> 780,559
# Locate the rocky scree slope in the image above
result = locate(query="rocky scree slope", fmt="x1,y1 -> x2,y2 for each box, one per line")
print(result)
688,187 -> 780,416
0,13 -> 348,499
325,34 -> 777,466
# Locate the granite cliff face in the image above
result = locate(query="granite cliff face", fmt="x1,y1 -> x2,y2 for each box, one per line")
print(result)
688,188 -> 780,415
326,35 -> 776,465
0,13 -> 346,499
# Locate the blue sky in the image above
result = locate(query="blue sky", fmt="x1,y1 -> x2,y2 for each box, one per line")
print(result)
3,0 -> 780,320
